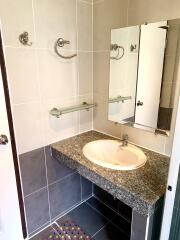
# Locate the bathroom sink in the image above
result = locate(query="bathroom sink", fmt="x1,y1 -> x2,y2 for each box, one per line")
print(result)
83,140 -> 147,170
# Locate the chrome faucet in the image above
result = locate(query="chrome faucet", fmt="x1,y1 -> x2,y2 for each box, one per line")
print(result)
121,134 -> 128,146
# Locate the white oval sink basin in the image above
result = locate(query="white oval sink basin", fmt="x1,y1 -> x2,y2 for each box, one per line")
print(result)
83,140 -> 147,171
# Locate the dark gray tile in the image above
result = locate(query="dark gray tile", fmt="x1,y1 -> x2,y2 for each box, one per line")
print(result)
147,204 -> 164,240
87,197 -> 116,220
111,215 -> 131,237
19,148 -> 47,196
25,188 -> 50,234
169,208 -> 180,240
131,211 -> 147,240
57,202 -> 108,236
45,146 -> 75,185
94,185 -> 119,212
93,222 -> 129,240
118,201 -> 132,223
81,176 -> 93,200
49,173 -> 81,219
30,226 -> 60,240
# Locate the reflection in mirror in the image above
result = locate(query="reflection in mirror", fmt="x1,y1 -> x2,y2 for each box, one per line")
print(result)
109,25 -> 140,123
108,18 -> 180,134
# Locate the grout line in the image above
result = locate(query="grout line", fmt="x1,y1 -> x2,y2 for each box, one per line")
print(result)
92,219 -> 112,238
76,0 -> 81,135
24,186 -> 47,198
28,221 -> 50,239
93,0 -> 105,5
93,195 -> 131,223
29,196 -> 93,239
43,147 -> 52,222
85,201 -> 113,221
80,176 -> 83,201
109,215 -> 131,238
48,171 -> 77,187
78,0 -> 93,5
12,93 -> 94,107
92,0 -> 94,130
4,45 -> 94,53
51,194 -> 93,223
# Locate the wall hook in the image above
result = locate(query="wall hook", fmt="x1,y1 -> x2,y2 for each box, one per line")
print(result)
19,32 -> 32,46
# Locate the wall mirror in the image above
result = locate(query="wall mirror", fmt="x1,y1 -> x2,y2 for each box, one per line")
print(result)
108,18 -> 180,135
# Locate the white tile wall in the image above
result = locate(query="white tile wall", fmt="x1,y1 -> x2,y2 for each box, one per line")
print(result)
1,0 -> 93,154
2,0 -> 180,156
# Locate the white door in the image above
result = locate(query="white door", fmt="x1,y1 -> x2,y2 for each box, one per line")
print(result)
135,21 -> 167,128
160,97 -> 180,240
0,66 -> 24,240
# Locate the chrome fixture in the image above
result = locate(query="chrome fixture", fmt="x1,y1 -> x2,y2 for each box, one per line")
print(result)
121,134 -> 128,147
110,43 -> 124,60
19,32 -> 32,46
159,25 -> 169,30
137,100 -> 143,106
0,134 -> 8,145
50,102 -> 97,118
130,44 -> 137,52
109,96 -> 132,104
54,38 -> 77,59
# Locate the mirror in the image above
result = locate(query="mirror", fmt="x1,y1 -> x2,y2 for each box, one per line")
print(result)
108,18 -> 180,134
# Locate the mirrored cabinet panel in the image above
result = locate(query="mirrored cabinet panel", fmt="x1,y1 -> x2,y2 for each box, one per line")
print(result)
108,18 -> 180,134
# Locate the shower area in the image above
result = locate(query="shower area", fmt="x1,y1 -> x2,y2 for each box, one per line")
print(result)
0,0 -> 94,237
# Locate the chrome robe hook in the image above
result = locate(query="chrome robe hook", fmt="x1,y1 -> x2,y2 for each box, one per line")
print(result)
19,32 -> 32,46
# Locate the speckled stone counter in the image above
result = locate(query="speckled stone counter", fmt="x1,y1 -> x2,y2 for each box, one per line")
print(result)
51,131 -> 170,217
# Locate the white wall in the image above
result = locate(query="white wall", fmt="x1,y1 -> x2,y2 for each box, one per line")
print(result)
0,0 -> 93,154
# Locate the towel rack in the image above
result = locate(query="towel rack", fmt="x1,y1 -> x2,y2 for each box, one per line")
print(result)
54,38 -> 77,59
110,44 -> 124,60
109,96 -> 132,103
50,102 -> 97,118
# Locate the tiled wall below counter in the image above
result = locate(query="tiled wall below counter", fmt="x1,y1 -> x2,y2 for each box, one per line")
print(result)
19,146 -> 93,236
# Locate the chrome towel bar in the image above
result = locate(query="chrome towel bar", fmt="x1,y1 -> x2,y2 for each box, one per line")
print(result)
109,96 -> 132,103
50,102 -> 97,118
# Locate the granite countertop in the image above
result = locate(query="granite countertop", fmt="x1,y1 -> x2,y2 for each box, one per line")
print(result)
51,131 -> 170,216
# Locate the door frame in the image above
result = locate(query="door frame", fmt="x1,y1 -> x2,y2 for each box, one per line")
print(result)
0,28 -> 27,239
160,96 -> 180,240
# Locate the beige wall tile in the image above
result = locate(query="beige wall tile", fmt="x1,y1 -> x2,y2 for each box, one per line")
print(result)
77,0 -> 92,51
128,0 -> 180,26
93,93 -> 122,138
1,0 -> 93,155
41,97 -> 79,146
78,94 -> 93,133
34,0 -> 77,50
78,52 -> 93,95
93,0 -> 128,51
93,52 -> 110,95
120,125 -> 166,154
12,102 -> 44,154
5,47 -> 39,104
0,0 -> 34,47
37,49 -> 78,100
81,0 -> 92,3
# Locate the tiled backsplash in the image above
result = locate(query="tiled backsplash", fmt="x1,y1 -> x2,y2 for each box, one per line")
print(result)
19,146 -> 93,235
